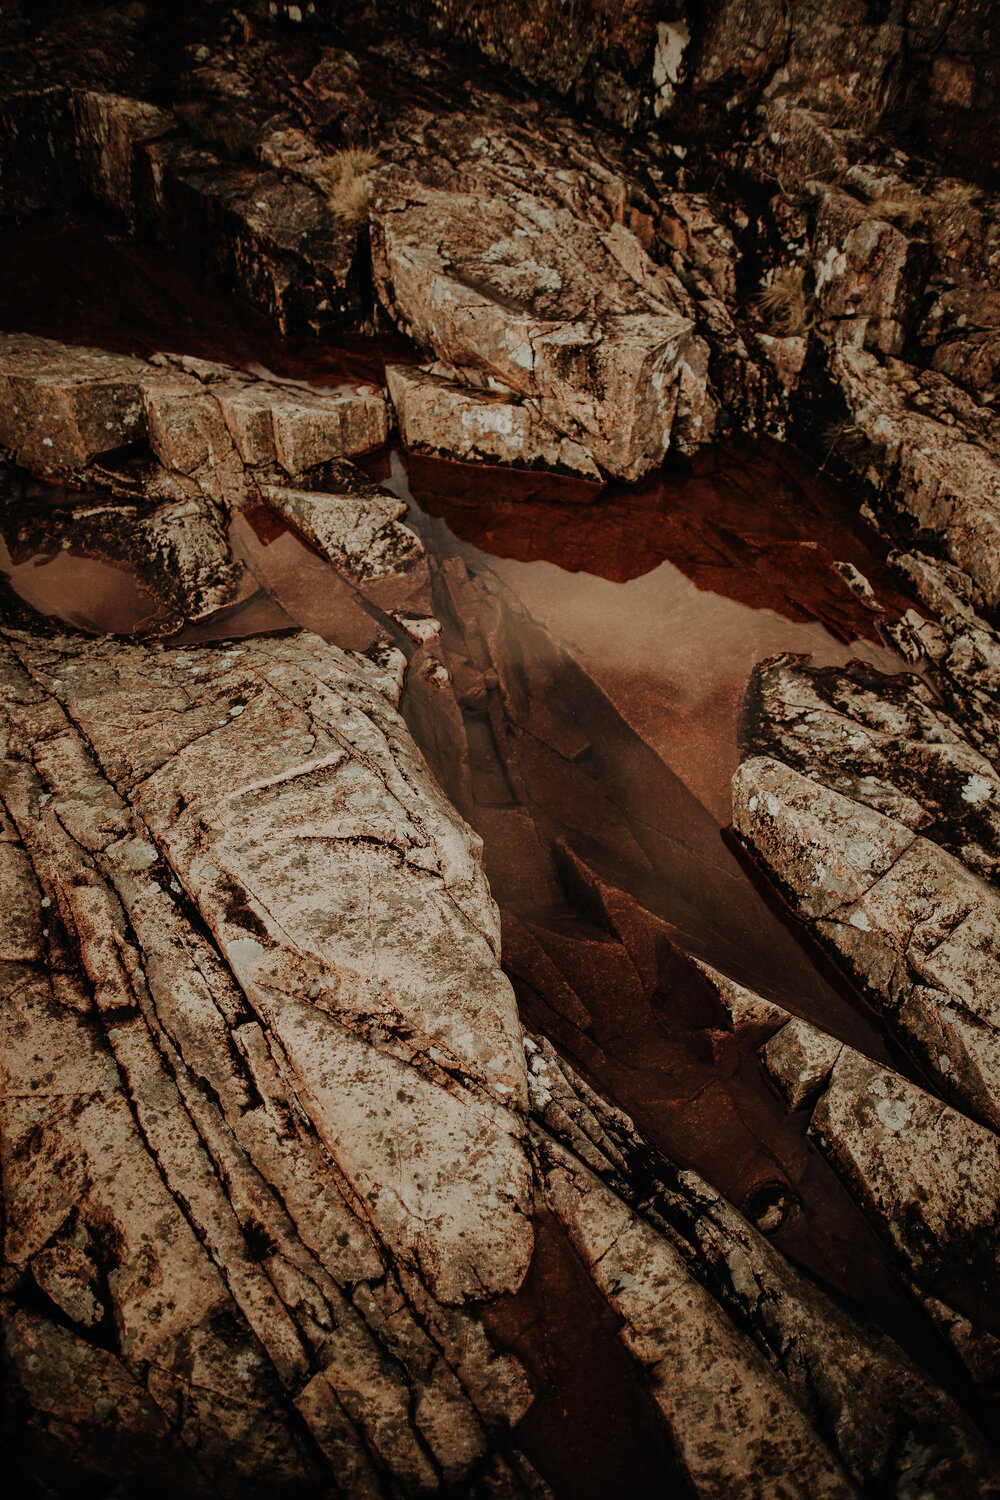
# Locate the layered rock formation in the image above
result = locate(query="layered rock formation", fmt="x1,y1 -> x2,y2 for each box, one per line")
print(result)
4,0 -> 1000,1494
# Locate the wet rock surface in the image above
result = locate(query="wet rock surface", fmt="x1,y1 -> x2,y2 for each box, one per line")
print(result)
4,0 -> 1000,1494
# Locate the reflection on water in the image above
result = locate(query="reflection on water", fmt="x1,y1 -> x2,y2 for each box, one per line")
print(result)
394,439 -> 913,821
0,531 -> 171,635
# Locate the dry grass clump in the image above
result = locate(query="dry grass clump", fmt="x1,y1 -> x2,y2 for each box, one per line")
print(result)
930,181 -> 980,210
834,87 -> 882,135
871,188 -> 928,229
873,180 -> 980,228
328,148 -> 379,225
757,267 -> 810,335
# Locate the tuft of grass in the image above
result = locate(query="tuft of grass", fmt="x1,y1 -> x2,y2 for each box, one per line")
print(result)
872,180 -> 980,228
327,148 -> 379,225
931,181 -> 980,210
757,267 -> 810,335
833,87 -> 881,135
871,188 -> 928,229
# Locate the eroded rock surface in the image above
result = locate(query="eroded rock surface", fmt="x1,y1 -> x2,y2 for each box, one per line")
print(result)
4,1 -> 1000,1492
0,625 -> 542,1494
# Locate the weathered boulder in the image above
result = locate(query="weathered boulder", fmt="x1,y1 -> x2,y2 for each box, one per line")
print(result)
763,1011 -> 1000,1387
742,654 -> 1000,881
0,624 -> 544,1493
0,335 -> 389,492
372,182 -> 716,480
0,474 -> 248,629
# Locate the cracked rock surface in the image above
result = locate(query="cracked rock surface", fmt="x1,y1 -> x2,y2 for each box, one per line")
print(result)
4,0 -> 1000,1494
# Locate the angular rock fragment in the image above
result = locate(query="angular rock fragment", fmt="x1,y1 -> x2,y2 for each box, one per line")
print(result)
759,1008 -> 1000,1389
0,478 -> 247,628
812,187 -> 929,356
762,1015 -> 843,1109
828,344 -> 1000,606
385,362 -> 603,480
216,375 -> 389,473
261,467 -> 431,615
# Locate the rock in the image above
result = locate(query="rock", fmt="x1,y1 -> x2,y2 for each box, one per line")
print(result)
0,624 -> 547,1493
526,1037 -> 998,1498
691,959 -> 790,1033
0,332 -> 149,470
742,654 -> 1000,881
372,182 -> 716,480
385,363 -> 603,480
812,187 -> 929,357
827,343 -> 1000,607
539,1135 -> 859,1499
0,474 -> 247,628
262,469 -> 432,615
1,335 -> 389,492
763,1016 -> 843,1109
218,378 -> 389,474
809,1047 -> 1000,1315
3,627 -> 534,1301
733,755 -> 1000,1133
1,87 -> 367,335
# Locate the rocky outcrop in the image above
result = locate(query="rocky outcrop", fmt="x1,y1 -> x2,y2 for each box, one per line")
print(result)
733,754 -> 1000,1134
0,335 -> 388,486
377,0 -> 1000,181
5,3 -> 1000,1491
0,624 -> 543,1493
528,1037 -> 998,1496
742,653 -> 1000,881
757,1008 -> 1000,1392
0,333 -> 412,638
372,181 -> 715,481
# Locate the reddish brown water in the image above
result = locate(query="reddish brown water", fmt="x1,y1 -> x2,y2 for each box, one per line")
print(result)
0,531 -> 173,635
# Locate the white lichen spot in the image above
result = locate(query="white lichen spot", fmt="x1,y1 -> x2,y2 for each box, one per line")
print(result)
961,773 -> 992,805
875,1095 -> 910,1132
848,909 -> 871,931
227,936 -> 265,976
